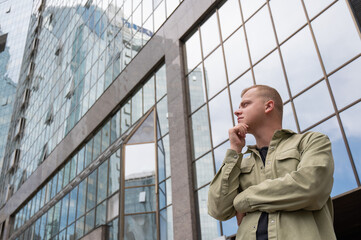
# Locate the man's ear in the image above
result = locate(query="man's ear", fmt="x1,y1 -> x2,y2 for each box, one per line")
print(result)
265,100 -> 274,113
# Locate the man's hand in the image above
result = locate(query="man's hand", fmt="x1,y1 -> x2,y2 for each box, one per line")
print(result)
236,211 -> 246,226
229,123 -> 248,153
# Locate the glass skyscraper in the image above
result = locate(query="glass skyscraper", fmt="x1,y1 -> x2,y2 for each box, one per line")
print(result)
0,0 -> 360,239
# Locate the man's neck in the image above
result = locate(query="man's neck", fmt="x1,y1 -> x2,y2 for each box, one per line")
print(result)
253,124 -> 282,149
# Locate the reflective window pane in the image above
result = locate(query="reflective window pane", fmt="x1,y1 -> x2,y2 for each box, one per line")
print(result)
68,187 -> 77,225
63,161 -> 70,188
84,209 -> 95,235
213,141 -> 230,172
166,178 -> 172,205
101,121 -> 111,152
124,213 -> 157,240
270,0 -> 306,43
197,185 -> 220,239
69,156 -> 77,181
159,181 -> 167,209
77,147 -> 85,174
312,0 -> 361,73
283,102 -> 297,131
59,194 -> 69,231
121,101 -> 132,134
218,0 -> 242,40
204,47 -> 227,99
224,27 -> 250,82
124,185 -> 156,214
229,70 -> 254,115
209,90 -> 233,146
77,180 -> 86,219
75,216 -> 85,239
185,30 -> 202,72
194,152 -> 214,189
294,81 -> 334,130
108,218 -> 119,240
160,206 -> 174,240
125,143 -> 155,184
191,106 -> 212,159
93,131 -> 101,160
245,5 -> 276,63
341,102 -> 361,180
111,111 -> 121,144
200,12 -> 220,57
240,0 -> 266,21
95,201 -> 107,227
144,76 -> 155,112
109,150 -> 121,195
97,160 -> 108,204
155,67 -> 167,103
157,96 -> 169,137
86,171 -> 97,211
329,56 -> 361,110
303,0 -> 333,19
132,89 -> 143,123
281,26 -> 323,95
107,193 -> 119,222
311,117 -> 357,196
253,50 -> 289,102
187,66 -> 206,113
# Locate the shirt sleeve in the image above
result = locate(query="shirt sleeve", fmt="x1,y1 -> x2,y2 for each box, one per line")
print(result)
208,149 -> 243,221
233,132 -> 334,213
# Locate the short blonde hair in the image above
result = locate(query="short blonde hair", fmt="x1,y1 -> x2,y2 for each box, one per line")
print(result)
241,85 -> 283,118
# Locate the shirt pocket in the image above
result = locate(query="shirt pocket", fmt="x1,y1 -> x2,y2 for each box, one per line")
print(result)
275,148 -> 300,178
239,160 -> 256,190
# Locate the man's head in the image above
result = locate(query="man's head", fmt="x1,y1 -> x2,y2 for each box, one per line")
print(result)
235,85 -> 283,132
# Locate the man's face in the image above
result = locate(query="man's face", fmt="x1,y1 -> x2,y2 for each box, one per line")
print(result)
234,88 -> 266,131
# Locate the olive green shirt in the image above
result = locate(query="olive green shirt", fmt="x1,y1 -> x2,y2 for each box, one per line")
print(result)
208,130 -> 336,240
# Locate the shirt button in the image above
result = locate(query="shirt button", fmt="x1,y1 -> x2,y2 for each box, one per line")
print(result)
233,155 -> 238,159
260,166 -> 263,170
270,146 -> 275,150
271,220 -> 275,223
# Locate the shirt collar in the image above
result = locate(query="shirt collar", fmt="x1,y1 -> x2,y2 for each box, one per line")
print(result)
244,129 -> 296,154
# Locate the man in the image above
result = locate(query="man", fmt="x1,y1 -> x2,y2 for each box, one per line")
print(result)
208,85 -> 336,239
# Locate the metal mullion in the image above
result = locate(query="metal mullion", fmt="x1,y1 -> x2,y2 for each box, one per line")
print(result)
242,1 -> 268,24
290,77 -> 324,100
265,0 -> 301,133
125,140 -> 156,146
158,175 -> 171,185
238,0 -> 256,85
215,7 -> 236,127
124,184 -> 156,189
300,0 -> 361,186
155,105 -> 160,240
159,203 -> 172,212
338,98 -> 361,115
278,22 -> 308,46
124,210 -> 157,216
188,102 -> 207,118
326,53 -> 361,78
301,112 -> 336,134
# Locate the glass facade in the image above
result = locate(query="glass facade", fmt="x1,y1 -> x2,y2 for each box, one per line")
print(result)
0,0 -> 360,240
11,66 -> 173,240
0,0 -> 32,173
0,0 -> 182,206
185,0 -> 361,239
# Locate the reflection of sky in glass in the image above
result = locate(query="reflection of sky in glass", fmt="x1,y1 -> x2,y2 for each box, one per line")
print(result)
311,0 -> 361,73
185,30 -> 202,72
194,152 -> 214,188
209,90 -> 234,147
214,141 -> 230,172
283,102 -> 297,131
200,12 -> 220,57
329,56 -> 361,110
246,5 -> 276,63
270,0 -> 306,43
311,117 -> 357,197
204,47 -> 227,99
191,106 -> 212,159
218,0 -> 242,40
303,0 -> 334,19
125,143 -> 155,179
223,27 -> 250,82
230,71 -> 254,114
188,67 -> 206,113
253,50 -> 289,101
198,185 -> 220,239
281,26 -> 323,95
221,216 -> 237,237
294,80 -> 334,130
241,0 -> 266,21
340,102 -> 361,181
